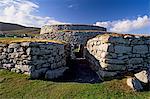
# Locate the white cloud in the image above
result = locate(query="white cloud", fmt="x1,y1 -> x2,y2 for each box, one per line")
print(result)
95,15 -> 150,33
0,0 -> 65,27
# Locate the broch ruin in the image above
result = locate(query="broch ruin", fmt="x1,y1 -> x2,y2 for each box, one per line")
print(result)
0,24 -> 150,91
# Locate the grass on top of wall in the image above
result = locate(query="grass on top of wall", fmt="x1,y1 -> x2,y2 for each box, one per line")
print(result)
0,69 -> 150,99
0,38 -> 66,44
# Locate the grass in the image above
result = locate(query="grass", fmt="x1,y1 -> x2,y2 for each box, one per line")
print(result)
0,38 -> 66,44
0,69 -> 150,99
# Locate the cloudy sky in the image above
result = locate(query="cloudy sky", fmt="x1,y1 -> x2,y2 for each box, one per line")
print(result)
0,0 -> 149,34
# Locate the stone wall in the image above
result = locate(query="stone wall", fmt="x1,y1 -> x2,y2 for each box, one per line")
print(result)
85,33 -> 150,79
0,41 -> 68,79
37,31 -> 105,58
38,31 -> 105,45
40,24 -> 106,34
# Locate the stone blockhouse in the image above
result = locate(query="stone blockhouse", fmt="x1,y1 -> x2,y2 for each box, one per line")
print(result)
1,24 -> 150,81
39,24 -> 107,59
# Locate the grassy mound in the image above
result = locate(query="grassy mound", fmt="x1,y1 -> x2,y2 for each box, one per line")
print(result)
0,69 -> 149,99
0,38 -> 65,44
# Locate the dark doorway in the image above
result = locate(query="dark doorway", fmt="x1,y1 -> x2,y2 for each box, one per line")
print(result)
74,44 -> 84,58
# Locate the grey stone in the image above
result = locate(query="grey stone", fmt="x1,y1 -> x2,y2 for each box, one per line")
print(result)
11,68 -> 16,72
21,42 -> 30,47
30,68 -> 48,79
104,59 -> 125,64
100,62 -> 126,71
42,63 -> 50,68
101,44 -> 114,52
26,48 -> 31,55
134,70 -> 149,83
8,43 -> 20,48
7,48 -> 14,53
127,77 -> 143,91
115,45 -> 132,53
0,47 -> 3,53
0,44 -> 7,47
45,67 -> 68,80
128,58 -> 143,64
133,45 -> 148,54
96,69 -> 117,78
0,54 -> 7,59
109,37 -> 130,44
3,64 -> 14,69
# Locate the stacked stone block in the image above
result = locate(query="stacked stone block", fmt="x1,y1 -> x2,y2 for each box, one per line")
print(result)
85,33 -> 150,78
0,42 -> 68,79
38,31 -> 105,58
40,24 -> 106,33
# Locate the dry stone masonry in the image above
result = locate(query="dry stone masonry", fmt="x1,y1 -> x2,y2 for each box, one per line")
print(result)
39,24 -> 107,59
1,24 -> 150,91
40,24 -> 106,33
85,33 -> 150,79
0,41 -> 68,79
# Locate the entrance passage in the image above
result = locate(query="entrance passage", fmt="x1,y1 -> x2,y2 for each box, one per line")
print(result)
74,44 -> 84,58
54,58 -> 101,83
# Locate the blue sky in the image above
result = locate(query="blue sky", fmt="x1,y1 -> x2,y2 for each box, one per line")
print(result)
34,0 -> 149,23
0,0 -> 149,34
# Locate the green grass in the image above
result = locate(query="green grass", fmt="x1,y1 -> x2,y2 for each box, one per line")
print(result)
0,69 -> 150,99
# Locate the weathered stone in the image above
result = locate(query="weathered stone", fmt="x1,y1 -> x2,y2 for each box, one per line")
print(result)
8,43 -> 20,48
115,45 -> 132,53
21,42 -> 30,47
127,77 -> 143,91
42,63 -> 50,68
0,44 -> 7,47
26,48 -> 31,55
30,68 -> 48,79
131,39 -> 145,45
41,24 -> 106,34
15,65 -> 31,73
134,70 -> 149,83
128,58 -> 143,64
103,59 -> 125,64
118,55 -> 128,60
3,64 -> 14,69
133,45 -> 148,54
96,69 -> 117,78
0,41 -> 68,78
45,67 -> 68,80
15,47 -> 24,52
7,48 -> 14,53
100,62 -> 126,71
0,47 -> 3,53
11,68 -> 16,72
101,44 -> 114,52
0,54 -> 7,59
109,37 -> 130,44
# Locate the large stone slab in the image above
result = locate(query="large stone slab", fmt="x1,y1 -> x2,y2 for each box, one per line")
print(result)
127,77 -> 143,91
134,70 -> 150,83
